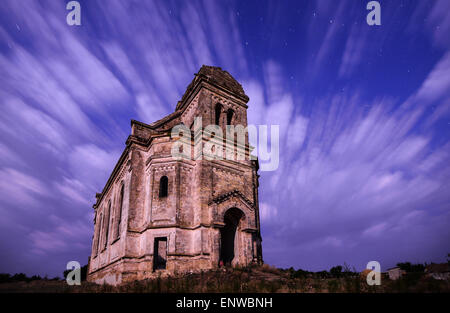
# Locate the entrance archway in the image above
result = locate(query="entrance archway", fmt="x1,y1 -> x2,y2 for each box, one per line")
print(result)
219,208 -> 244,266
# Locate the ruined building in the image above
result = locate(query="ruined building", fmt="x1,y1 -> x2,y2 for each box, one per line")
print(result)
87,66 -> 263,285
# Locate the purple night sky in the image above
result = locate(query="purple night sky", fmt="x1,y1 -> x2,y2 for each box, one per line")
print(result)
0,0 -> 449,277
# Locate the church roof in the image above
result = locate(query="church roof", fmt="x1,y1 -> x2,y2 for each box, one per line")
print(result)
176,65 -> 249,110
197,65 -> 247,99
130,66 -> 249,136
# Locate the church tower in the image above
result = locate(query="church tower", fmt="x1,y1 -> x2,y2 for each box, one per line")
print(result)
87,66 -> 263,285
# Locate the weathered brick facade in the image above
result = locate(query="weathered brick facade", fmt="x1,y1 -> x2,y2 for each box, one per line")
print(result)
87,66 -> 263,285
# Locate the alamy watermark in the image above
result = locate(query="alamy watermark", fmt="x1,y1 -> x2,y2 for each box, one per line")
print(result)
66,1 -> 81,26
366,1 -> 381,26
366,261 -> 381,285
170,117 -> 279,171
66,261 -> 81,285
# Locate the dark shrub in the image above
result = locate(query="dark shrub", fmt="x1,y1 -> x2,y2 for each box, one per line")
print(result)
330,266 -> 343,278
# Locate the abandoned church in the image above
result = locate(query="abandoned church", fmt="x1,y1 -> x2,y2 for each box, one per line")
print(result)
87,66 -> 263,285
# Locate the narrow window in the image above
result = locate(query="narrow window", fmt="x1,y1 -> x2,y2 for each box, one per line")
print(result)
226,109 -> 234,125
94,212 -> 101,256
159,176 -> 168,198
101,213 -> 107,250
116,184 -> 124,238
190,120 -> 195,143
153,237 -> 167,270
104,201 -> 111,248
96,213 -> 103,254
215,103 -> 222,126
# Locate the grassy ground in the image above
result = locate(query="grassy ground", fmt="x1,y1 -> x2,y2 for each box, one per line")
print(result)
1,264 -> 449,293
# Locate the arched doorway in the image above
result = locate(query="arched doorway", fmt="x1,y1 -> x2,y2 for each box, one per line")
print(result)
220,208 -> 244,266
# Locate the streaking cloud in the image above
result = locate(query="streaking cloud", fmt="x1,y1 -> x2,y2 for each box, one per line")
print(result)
0,0 -> 448,276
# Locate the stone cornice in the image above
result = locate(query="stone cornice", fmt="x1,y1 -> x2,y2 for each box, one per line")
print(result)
127,223 -> 213,234
131,109 -> 181,131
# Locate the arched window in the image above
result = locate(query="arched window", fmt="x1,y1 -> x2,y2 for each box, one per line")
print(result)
97,213 -> 103,254
226,109 -> 234,125
104,201 -> 111,248
190,120 -> 195,143
94,212 -> 102,256
116,184 -> 124,238
159,176 -> 168,198
215,103 -> 222,126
